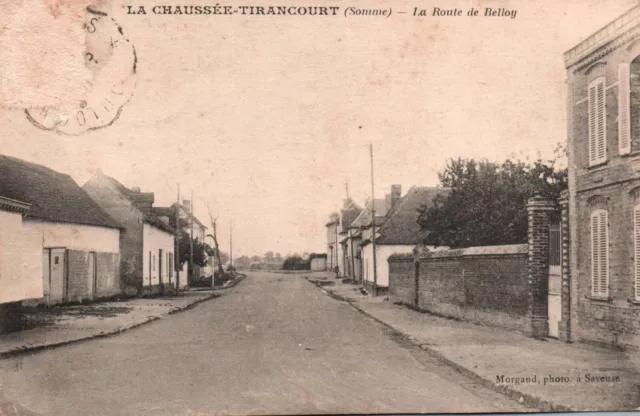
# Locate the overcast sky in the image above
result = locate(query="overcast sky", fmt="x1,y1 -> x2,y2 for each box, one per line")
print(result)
0,0 -> 637,256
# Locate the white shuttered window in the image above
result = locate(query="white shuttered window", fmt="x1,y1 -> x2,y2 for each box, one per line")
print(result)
619,64 -> 632,155
634,205 -> 640,300
588,77 -> 607,165
590,209 -> 609,297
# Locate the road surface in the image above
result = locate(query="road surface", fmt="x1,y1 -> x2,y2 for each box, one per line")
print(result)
0,272 -> 529,415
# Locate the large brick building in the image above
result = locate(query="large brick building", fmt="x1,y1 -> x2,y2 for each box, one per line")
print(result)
565,5 -> 640,349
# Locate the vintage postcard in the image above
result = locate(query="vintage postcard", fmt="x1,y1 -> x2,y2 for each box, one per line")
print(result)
1,0 -> 640,414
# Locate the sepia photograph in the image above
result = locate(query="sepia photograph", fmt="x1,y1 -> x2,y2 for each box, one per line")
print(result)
1,0 -> 640,414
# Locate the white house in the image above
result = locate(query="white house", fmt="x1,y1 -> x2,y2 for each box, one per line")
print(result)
362,186 -> 449,295
83,171 -> 178,294
0,155 -> 123,305
0,196 -> 42,305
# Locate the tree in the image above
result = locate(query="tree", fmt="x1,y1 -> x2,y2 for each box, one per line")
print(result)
417,156 -> 567,248
217,250 -> 229,265
264,251 -> 274,262
275,252 -> 282,261
282,255 -> 310,270
177,233 -> 212,268
250,255 -> 262,263
235,255 -> 251,270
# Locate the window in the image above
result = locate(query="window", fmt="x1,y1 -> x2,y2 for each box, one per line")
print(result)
588,77 -> 606,165
153,255 -> 156,271
590,209 -> 609,297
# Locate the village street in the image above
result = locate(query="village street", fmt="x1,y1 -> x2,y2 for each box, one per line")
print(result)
0,272 -> 528,416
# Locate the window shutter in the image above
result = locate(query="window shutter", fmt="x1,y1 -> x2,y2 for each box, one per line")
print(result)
598,210 -> 609,297
589,84 -> 598,165
619,63 -> 631,155
635,206 -> 640,300
591,213 -> 600,295
591,209 -> 609,297
589,78 -> 607,165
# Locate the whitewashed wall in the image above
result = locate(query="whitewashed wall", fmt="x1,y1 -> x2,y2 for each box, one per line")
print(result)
142,223 -> 175,288
362,244 -> 415,287
24,221 -> 120,253
0,211 -> 43,303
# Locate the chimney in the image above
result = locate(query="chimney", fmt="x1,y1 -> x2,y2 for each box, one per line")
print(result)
183,199 -> 191,213
130,190 -> 154,215
391,185 -> 402,209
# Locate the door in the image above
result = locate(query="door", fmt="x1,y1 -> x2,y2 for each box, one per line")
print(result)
158,249 -> 163,288
548,220 -> 562,338
88,252 -> 97,300
42,250 -> 51,304
47,248 -> 67,304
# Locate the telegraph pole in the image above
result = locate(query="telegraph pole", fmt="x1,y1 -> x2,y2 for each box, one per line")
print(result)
175,184 -> 181,291
370,143 -> 378,296
189,189 -> 194,285
229,220 -> 233,269
346,182 -> 356,282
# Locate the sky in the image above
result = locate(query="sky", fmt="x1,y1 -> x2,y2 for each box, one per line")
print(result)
0,0 -> 637,256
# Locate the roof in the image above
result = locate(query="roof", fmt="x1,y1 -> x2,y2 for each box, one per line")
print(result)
99,173 -> 174,234
341,199 -> 362,230
350,198 -> 388,228
375,186 -> 450,245
0,155 -> 121,229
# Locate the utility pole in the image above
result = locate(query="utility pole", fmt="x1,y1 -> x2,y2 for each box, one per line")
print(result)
370,143 -> 378,296
175,184 -> 180,291
189,189 -> 194,285
346,182 -> 356,282
229,220 -> 233,269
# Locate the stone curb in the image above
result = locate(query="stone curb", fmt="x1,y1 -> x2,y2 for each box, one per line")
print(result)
307,278 -> 576,413
0,292 -> 221,360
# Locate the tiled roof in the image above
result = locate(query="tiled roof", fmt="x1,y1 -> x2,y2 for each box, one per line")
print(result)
99,174 -> 175,234
350,198 -> 388,228
375,186 -> 450,245
0,155 -> 121,228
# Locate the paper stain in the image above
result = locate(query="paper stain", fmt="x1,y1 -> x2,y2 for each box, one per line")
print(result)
0,0 -> 109,109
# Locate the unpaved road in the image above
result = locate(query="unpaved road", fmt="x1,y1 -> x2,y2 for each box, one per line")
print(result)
0,272 -> 530,415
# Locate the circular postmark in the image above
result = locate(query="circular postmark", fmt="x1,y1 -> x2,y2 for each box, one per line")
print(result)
25,7 -> 136,135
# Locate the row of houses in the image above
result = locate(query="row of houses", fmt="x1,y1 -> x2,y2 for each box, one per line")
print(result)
323,3 -> 640,350
0,155 -> 212,310
325,185 -> 449,294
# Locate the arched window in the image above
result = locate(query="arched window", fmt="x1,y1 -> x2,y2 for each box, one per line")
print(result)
590,206 -> 609,298
588,77 -> 606,165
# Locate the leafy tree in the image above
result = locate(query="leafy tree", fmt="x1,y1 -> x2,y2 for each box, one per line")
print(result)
250,255 -> 262,263
275,252 -> 282,260
417,156 -> 567,248
264,251 -> 274,262
282,255 -> 310,270
177,232 -> 213,268
235,255 -> 251,270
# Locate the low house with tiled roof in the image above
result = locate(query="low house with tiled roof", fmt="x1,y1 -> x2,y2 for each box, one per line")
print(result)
83,171 -> 177,295
346,196 -> 391,282
338,198 -> 362,277
361,186 -> 449,295
0,155 -> 122,306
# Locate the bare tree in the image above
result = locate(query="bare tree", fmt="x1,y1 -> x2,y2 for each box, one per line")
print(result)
206,203 -> 225,278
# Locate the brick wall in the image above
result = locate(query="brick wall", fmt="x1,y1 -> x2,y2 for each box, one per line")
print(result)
388,257 -> 414,305
97,252 -> 121,298
389,244 -> 531,333
67,250 -> 121,302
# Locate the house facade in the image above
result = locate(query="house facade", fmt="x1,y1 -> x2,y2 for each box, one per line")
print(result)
0,156 -> 122,305
362,186 -> 448,295
338,198 -> 362,278
0,197 -> 42,305
154,200 -> 212,279
348,196 -> 390,283
325,214 -> 340,273
83,172 -> 177,294
564,4 -> 640,349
